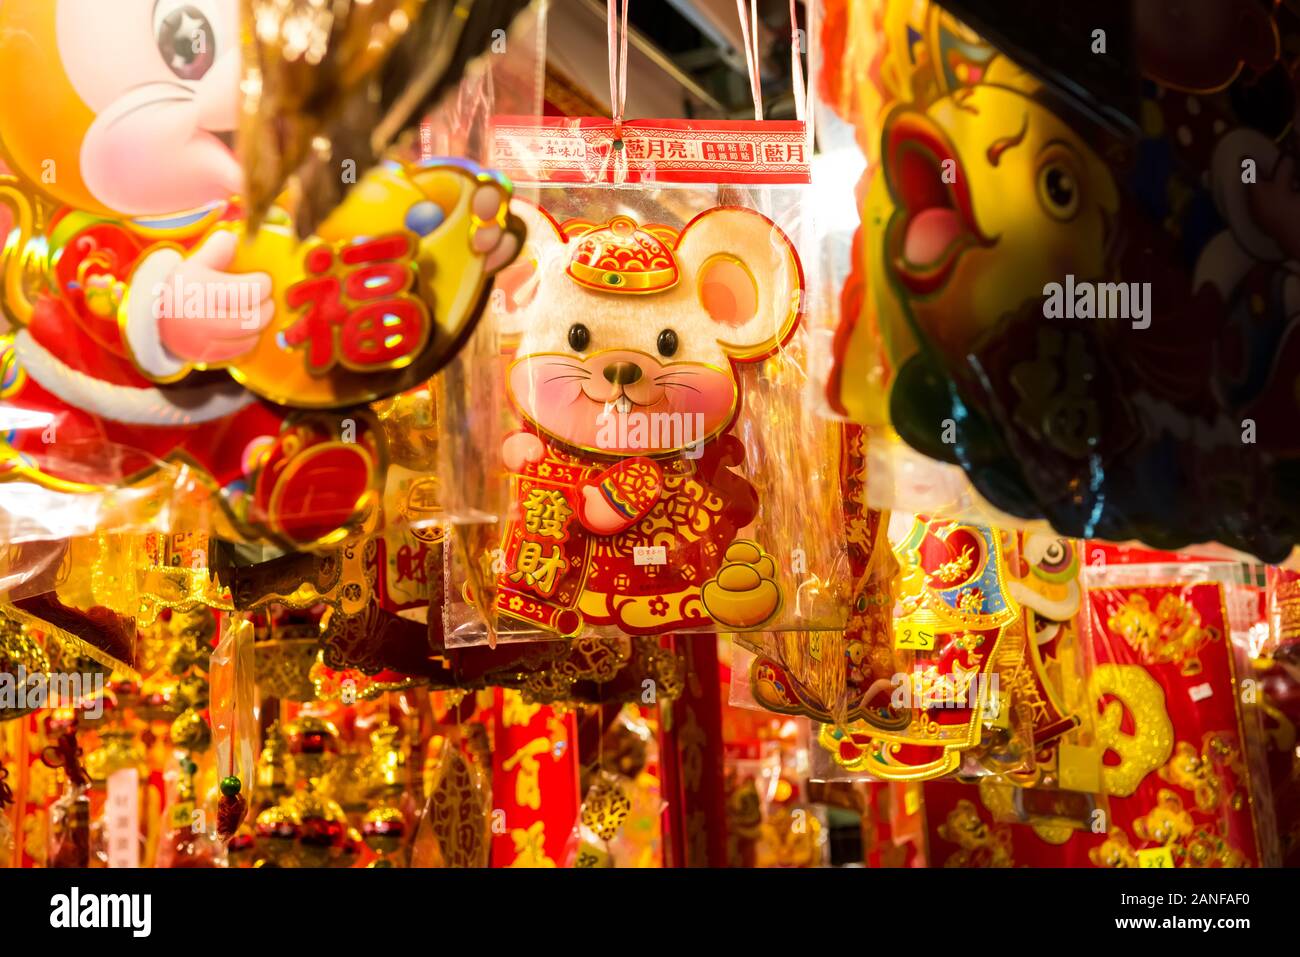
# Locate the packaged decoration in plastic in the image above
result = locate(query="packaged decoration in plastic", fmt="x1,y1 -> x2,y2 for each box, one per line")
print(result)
725,414 -> 1052,787
815,0 -> 1300,563
0,0 -> 525,550
450,109 -> 851,642
814,515 -> 1036,781
563,705 -> 664,868
999,533 -> 1092,778
42,726 -> 92,868
1,539 -> 141,675
723,730 -> 829,868
924,555 -> 1279,867
731,425 -> 899,734
410,737 -> 491,867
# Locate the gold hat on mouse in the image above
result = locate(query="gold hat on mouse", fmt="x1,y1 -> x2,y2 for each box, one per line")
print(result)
564,215 -> 680,294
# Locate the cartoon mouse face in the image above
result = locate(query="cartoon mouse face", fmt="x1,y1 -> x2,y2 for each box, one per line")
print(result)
0,1 -> 240,216
495,203 -> 803,456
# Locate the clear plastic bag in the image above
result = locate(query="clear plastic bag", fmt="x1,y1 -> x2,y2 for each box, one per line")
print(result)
446,115 -> 850,644
924,555 -> 1280,866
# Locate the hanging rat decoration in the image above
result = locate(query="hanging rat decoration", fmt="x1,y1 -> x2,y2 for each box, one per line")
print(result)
488,202 -> 804,636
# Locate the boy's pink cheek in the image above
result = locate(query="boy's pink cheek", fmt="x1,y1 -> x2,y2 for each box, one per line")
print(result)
81,112 -> 239,215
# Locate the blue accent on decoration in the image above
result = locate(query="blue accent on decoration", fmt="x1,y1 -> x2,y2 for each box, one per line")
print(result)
906,25 -> 923,63
405,201 -> 446,237
935,526 -> 1006,613
1084,455 -> 1106,539
131,205 -> 223,230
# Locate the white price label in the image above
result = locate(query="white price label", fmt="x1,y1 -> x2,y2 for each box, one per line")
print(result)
634,546 -> 667,566
106,768 -> 140,868
1188,682 -> 1214,702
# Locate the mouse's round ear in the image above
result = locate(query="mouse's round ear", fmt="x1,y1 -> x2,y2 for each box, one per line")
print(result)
675,206 -> 804,361
490,199 -> 568,346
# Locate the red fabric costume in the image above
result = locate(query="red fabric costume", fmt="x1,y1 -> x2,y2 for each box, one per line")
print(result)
495,430 -> 758,636
0,207 -> 374,543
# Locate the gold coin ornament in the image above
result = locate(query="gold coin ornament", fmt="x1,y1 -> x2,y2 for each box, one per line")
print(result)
580,775 -> 632,843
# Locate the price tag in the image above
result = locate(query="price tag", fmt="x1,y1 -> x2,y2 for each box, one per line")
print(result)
169,802 -> 195,830
894,623 -> 936,651
1137,846 -> 1175,868
573,841 -> 613,868
1188,682 -> 1214,702
106,768 -> 140,868
633,546 -> 667,566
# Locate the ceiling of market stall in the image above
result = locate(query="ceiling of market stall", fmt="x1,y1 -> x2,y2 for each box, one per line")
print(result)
545,0 -> 807,119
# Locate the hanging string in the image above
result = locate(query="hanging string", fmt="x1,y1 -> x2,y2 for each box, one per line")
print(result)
607,0 -> 630,137
789,0 -> 806,122
794,0 -> 815,153
736,0 -> 764,120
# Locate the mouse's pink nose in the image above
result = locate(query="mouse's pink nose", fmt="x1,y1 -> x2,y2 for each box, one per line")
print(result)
603,362 -> 643,386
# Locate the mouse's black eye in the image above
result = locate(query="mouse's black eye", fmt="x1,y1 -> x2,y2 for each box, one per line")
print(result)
157,4 -> 217,81
567,323 -> 591,352
656,328 -> 678,358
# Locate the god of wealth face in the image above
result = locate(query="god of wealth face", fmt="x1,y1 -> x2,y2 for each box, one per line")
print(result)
878,56 -> 1120,365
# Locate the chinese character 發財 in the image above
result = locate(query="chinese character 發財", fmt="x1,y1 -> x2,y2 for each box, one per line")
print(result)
522,488 -> 573,540
509,541 -> 566,596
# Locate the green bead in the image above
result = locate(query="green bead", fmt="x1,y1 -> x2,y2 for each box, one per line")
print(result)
220,775 -> 242,798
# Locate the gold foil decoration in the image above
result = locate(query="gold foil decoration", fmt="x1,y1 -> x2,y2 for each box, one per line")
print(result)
937,799 -> 1015,868
359,723 -> 408,799
376,387 -> 441,473
255,629 -> 323,702
135,533 -> 232,622
412,742 -> 489,867
85,729 -> 147,786
520,632 -> 631,704
1089,663 -> 1174,797
240,0 -> 532,235
0,613 -> 48,721
171,710 -> 212,753
256,722 -> 292,805
1107,593 -> 1221,676
579,774 -> 632,842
